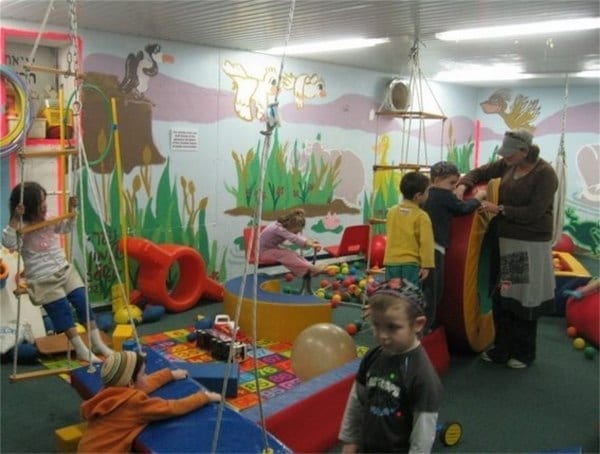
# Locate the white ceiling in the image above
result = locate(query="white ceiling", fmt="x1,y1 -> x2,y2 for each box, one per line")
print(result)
1,0 -> 599,87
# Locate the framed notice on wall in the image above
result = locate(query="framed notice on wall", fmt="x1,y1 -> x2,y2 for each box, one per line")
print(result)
170,128 -> 199,152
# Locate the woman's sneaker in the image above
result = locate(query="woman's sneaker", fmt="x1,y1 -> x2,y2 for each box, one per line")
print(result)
506,358 -> 527,369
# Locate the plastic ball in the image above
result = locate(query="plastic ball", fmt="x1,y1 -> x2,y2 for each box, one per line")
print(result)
566,326 -> 578,338
291,323 -> 357,381
369,234 -> 387,268
284,273 -> 294,282
95,313 -> 114,332
114,305 -> 143,325
583,346 -> 596,360
331,294 -> 342,308
75,323 -> 86,334
195,315 -> 215,330
320,279 -> 330,288
346,323 -> 358,335
573,337 -> 586,350
553,233 -> 575,253
142,305 -> 165,323
353,319 -> 363,330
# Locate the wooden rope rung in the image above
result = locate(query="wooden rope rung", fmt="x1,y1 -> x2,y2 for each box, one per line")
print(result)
18,213 -> 75,235
376,110 -> 447,120
23,63 -> 83,79
373,164 -> 431,172
9,367 -> 71,382
19,148 -> 78,158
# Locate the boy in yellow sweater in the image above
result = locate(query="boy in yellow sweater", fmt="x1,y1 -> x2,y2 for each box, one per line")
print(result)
384,171 -> 434,286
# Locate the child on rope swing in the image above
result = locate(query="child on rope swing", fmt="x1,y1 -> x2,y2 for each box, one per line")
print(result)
1,181 -> 113,363
259,208 -> 327,277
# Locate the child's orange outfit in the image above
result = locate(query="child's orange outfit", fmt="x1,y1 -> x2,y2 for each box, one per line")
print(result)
78,368 -> 210,453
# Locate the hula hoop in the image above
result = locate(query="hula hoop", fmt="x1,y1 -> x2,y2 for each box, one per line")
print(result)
66,82 -> 114,165
1,65 -> 33,158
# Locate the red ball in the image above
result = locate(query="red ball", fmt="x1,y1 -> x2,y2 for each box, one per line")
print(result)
553,233 -> 575,253
370,234 -> 387,268
346,323 -> 358,335
320,279 -> 330,288
566,326 -> 578,338
284,273 -> 294,282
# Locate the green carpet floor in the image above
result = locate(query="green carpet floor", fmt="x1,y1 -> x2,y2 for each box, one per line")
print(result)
1,276 -> 599,453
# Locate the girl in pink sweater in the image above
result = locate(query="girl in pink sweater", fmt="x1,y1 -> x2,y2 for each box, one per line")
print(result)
259,208 -> 325,276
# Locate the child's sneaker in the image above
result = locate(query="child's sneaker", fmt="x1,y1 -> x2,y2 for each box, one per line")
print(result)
506,358 -> 527,369
480,348 -> 507,364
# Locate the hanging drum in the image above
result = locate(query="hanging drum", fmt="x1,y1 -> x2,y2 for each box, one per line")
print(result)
382,78 -> 410,111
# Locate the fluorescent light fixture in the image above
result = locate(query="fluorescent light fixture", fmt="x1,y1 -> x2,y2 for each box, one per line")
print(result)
436,17 -> 600,41
574,70 -> 600,78
434,64 -> 535,82
260,38 -> 390,56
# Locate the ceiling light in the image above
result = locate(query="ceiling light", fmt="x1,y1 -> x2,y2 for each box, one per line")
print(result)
433,64 -> 535,82
436,17 -> 600,41
260,38 -> 390,56
574,70 -> 600,78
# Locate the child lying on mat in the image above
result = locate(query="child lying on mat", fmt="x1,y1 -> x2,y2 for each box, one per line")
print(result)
78,351 -> 221,453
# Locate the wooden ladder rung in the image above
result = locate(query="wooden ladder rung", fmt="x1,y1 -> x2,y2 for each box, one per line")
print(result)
18,213 -> 75,235
9,367 -> 72,382
23,63 -> 83,79
19,148 -> 78,158
368,217 -> 386,225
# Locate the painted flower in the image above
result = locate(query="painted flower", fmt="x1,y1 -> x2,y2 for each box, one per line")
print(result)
323,211 -> 340,230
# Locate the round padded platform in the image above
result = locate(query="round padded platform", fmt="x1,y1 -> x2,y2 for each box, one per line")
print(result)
223,274 -> 332,342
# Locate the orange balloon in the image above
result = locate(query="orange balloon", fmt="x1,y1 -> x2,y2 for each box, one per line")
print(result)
291,323 -> 357,381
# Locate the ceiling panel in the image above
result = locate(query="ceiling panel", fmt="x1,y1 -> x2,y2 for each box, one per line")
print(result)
1,0 -> 598,86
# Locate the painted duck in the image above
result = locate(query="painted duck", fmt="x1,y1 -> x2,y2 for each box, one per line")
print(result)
480,89 -> 541,131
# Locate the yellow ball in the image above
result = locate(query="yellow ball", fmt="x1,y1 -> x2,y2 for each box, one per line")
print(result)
573,337 -> 586,350
114,305 -> 143,325
75,323 -> 86,334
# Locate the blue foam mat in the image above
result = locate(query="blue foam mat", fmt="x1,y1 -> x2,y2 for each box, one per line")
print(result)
71,347 -> 290,453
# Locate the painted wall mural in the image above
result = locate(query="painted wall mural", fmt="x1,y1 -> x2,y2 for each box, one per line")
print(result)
480,88 -> 541,131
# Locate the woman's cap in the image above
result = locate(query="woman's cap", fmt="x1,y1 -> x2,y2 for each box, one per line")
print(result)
101,351 -> 138,387
498,129 -> 533,157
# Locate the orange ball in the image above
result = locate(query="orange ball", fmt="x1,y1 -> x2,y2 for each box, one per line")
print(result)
320,279 -> 330,288
346,323 -> 358,336
566,326 -> 577,338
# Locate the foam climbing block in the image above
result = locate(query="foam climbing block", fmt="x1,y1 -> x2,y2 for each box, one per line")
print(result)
55,422 -> 87,453
243,358 -> 359,453
566,293 -> 599,347
112,324 -> 135,351
421,326 -> 450,376
172,361 -> 239,397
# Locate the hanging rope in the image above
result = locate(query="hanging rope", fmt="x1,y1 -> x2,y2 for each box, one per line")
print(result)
552,74 -> 569,246
211,2 -> 296,452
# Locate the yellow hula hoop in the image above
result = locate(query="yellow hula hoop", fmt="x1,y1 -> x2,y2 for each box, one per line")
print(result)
1,65 -> 32,154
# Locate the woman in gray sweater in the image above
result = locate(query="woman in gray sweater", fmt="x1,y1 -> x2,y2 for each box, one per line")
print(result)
455,129 -> 558,368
